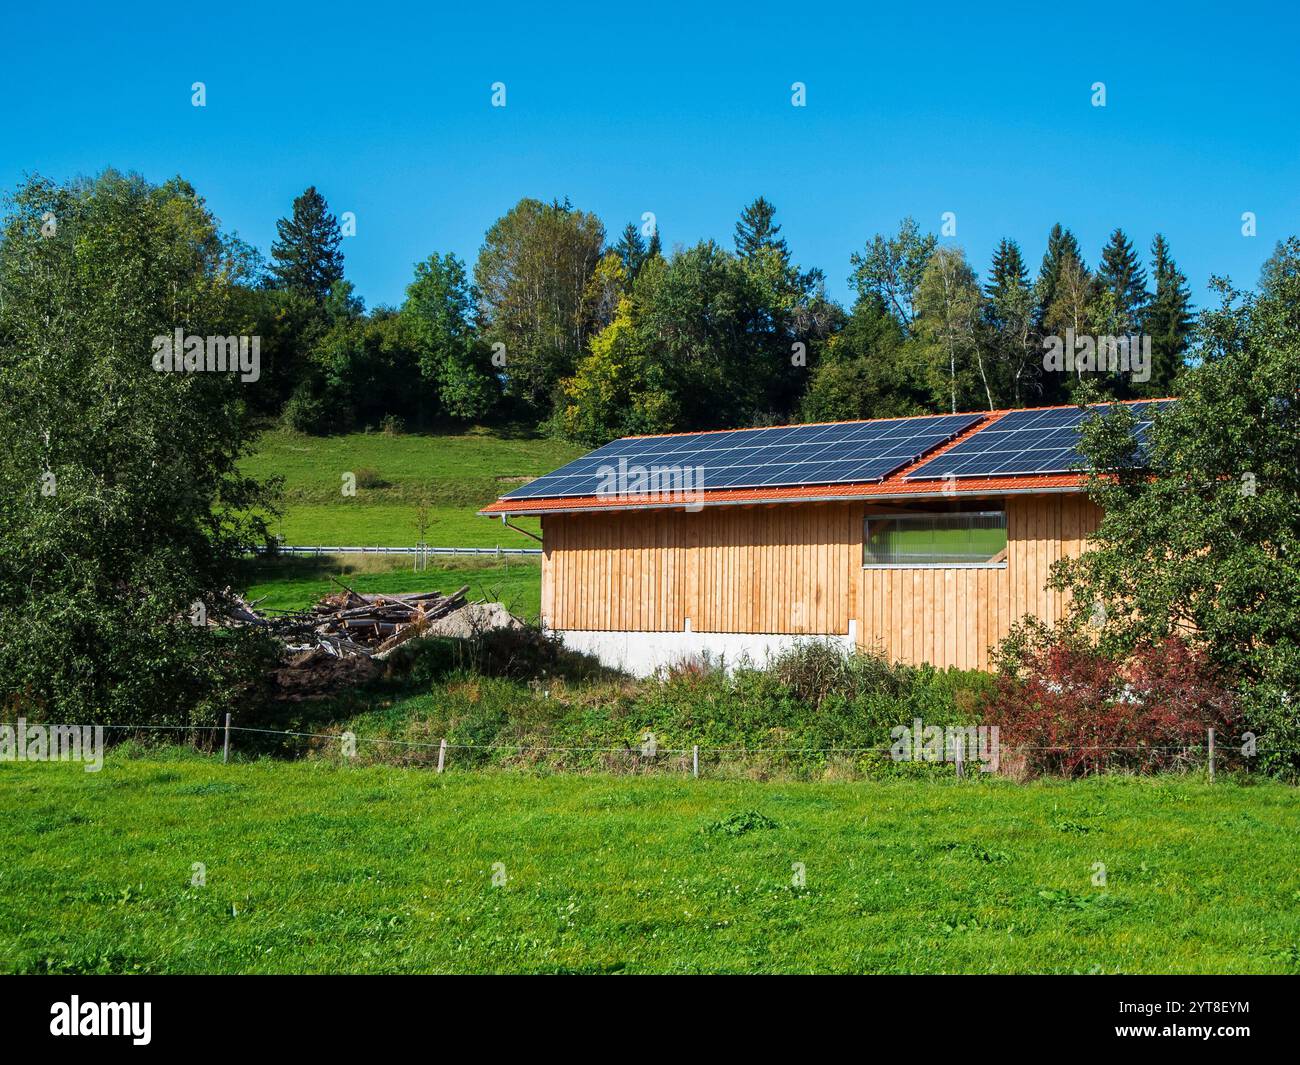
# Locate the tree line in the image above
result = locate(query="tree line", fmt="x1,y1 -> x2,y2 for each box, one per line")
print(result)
233,186 -> 1202,442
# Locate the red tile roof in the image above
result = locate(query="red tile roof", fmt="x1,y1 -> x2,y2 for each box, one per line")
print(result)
479,400 -> 1168,516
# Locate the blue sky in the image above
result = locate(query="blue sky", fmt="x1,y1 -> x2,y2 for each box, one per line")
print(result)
4,1 -> 1296,312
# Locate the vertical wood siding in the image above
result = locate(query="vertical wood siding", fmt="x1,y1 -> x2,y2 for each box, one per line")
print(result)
542,503 -> 857,635
540,493 -> 1101,669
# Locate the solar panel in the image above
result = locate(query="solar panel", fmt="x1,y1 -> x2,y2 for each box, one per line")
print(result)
501,413 -> 984,500
904,401 -> 1173,481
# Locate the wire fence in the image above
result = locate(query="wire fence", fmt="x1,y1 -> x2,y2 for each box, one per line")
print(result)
19,720 -> 1253,783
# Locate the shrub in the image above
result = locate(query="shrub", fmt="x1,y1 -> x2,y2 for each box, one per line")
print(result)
660,653 -> 723,686
352,467 -> 387,489
387,625 -> 607,686
981,636 -> 1239,777
281,381 -> 326,433
1240,665 -> 1300,782
389,637 -> 462,688
281,378 -> 354,434
766,640 -> 905,708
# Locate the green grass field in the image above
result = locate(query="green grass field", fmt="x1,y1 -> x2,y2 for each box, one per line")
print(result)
242,426 -> 582,548
2,756 -> 1296,974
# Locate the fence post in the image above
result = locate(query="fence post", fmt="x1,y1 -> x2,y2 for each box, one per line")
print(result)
1208,727 -> 1215,783
437,738 -> 447,774
954,737 -> 964,779
223,713 -> 231,765
693,745 -> 699,779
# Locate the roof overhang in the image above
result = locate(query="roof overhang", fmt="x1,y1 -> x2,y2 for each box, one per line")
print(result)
479,476 -> 1091,516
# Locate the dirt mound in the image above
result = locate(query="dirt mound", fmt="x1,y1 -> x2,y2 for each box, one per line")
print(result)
420,602 -> 525,639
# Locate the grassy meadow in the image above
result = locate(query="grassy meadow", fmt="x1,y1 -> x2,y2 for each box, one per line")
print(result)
2,755 -> 1297,974
242,425 -> 582,548
236,424 -> 568,614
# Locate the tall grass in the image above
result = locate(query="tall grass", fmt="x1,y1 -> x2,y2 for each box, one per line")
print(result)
228,639 -> 998,781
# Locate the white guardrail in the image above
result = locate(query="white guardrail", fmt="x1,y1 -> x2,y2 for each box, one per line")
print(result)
257,545 -> 542,556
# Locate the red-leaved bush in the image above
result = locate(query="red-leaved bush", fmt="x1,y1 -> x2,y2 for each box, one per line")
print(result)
981,636 -> 1239,776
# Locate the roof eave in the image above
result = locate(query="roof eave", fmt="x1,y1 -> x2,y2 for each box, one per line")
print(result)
478,481 -> 1090,517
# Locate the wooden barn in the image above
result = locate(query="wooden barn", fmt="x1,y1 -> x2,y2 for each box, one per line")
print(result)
480,401 -> 1169,675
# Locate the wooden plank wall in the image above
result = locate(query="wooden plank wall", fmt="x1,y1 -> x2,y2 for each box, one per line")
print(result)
856,494 -> 1101,670
541,503 -> 858,635
540,493 -> 1101,670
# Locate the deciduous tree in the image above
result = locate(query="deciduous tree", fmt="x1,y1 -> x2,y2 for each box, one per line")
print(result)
0,171 -> 278,724
1057,243 -> 1300,777
916,246 -> 986,411
402,252 -> 496,420
848,217 -> 936,332
474,197 -> 605,411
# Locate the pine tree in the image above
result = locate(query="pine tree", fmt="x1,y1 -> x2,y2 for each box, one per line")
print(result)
986,238 -> 1029,303
1096,228 -> 1148,333
646,227 -> 663,260
734,196 -> 789,260
985,238 -> 1029,349
1033,225 -> 1088,402
270,186 -> 345,301
615,222 -> 648,282
983,239 -> 1037,406
1140,233 -> 1193,395
1035,223 -> 1084,326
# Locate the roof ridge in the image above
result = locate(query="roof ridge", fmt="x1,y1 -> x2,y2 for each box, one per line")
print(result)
608,397 -> 1177,441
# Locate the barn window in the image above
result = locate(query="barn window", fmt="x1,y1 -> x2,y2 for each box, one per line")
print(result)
864,511 -> 1007,567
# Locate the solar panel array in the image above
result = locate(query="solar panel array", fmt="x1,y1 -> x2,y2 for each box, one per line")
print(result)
904,401 -> 1172,481
501,413 -> 984,500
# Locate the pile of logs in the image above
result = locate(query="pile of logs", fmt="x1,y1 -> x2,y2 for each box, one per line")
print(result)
228,580 -> 470,659
304,583 -> 471,657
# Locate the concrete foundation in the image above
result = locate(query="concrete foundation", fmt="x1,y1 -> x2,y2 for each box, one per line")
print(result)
551,621 -> 858,677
